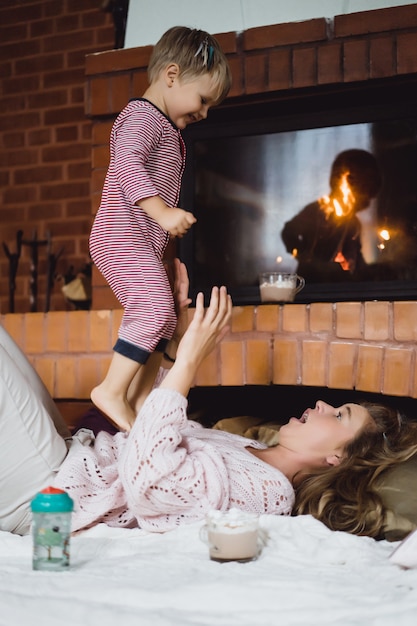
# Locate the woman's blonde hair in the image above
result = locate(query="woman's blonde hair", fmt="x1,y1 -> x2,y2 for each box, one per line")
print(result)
294,402 -> 417,538
147,26 -> 231,105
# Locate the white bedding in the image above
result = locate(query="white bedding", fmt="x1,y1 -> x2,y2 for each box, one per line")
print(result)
1,514 -> 416,626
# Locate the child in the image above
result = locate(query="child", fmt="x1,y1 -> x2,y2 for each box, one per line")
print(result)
89,26 -> 231,431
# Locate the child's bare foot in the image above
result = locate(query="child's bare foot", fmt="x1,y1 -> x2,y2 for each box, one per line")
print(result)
91,384 -> 135,432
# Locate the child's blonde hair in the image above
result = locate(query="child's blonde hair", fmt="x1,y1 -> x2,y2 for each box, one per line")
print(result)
148,26 -> 231,105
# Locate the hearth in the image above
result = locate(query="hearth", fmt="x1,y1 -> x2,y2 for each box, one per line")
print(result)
180,75 -> 417,305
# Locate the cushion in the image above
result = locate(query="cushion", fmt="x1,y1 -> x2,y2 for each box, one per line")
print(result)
376,455 -> 417,541
0,325 -> 71,535
214,414 -> 417,541
213,415 -> 282,446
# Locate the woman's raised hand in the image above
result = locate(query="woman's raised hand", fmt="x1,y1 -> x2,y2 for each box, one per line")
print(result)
181,286 -> 232,364
160,286 -> 232,397
171,258 -> 192,345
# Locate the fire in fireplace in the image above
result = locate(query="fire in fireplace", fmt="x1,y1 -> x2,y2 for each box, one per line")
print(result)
179,75 -> 417,304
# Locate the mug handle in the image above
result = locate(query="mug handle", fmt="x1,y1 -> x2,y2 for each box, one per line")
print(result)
199,524 -> 209,546
295,275 -> 305,294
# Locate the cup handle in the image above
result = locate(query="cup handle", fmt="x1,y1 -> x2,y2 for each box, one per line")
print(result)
199,525 -> 209,545
295,275 -> 305,294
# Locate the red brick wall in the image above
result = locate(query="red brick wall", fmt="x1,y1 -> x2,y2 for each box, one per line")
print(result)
0,0 -> 114,314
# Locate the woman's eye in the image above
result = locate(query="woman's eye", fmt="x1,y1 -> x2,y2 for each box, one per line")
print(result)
336,411 -> 342,421
201,97 -> 207,105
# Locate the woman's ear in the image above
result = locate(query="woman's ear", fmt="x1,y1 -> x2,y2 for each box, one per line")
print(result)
165,63 -> 180,86
326,453 -> 342,467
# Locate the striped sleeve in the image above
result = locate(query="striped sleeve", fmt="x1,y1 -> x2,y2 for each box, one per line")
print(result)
112,105 -> 163,205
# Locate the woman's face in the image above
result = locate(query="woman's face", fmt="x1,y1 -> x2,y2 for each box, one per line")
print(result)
278,400 -> 372,466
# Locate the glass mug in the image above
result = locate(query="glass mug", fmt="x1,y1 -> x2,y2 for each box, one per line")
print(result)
259,272 -> 305,303
199,509 -> 264,563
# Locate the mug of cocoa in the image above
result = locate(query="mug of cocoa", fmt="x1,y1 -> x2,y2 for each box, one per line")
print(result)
199,509 -> 263,563
259,272 -> 305,303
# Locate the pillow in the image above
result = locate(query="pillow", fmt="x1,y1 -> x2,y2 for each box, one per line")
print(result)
0,326 -> 70,535
213,414 -> 417,541
375,455 -> 417,541
213,415 -> 282,446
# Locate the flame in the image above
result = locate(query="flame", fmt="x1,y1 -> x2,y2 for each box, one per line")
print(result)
379,228 -> 390,241
339,172 -> 355,209
316,171 -> 357,272
333,251 -> 350,271
377,228 -> 390,252
318,171 -> 355,219
333,198 -> 344,217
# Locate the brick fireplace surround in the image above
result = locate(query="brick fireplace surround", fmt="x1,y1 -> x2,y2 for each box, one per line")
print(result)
2,4 -> 417,424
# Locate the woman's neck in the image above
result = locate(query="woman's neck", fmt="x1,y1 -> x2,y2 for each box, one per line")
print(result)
248,445 -> 316,487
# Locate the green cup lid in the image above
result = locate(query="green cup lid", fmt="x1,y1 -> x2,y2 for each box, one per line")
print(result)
31,486 -> 74,513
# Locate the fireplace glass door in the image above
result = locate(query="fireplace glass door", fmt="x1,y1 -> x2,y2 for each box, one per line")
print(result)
179,79 -> 417,303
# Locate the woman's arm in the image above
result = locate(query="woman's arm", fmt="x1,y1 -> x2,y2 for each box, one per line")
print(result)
118,287 -> 232,529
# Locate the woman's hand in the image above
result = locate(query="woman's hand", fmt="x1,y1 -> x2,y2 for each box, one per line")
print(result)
162,259 -> 191,366
178,287 -> 232,365
160,286 -> 232,396
172,258 -> 191,344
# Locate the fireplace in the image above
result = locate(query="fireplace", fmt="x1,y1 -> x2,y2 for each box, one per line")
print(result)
179,74 -> 417,305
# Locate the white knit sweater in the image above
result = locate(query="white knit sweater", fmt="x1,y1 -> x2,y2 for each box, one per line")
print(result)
55,386 -> 294,532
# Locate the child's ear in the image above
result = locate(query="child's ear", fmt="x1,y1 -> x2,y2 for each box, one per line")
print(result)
165,63 -> 180,86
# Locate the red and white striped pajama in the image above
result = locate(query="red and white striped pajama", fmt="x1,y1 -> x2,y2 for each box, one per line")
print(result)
89,99 -> 186,364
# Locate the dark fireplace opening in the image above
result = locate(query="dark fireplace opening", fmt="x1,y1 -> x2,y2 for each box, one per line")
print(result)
180,75 -> 417,305
187,385 -> 417,428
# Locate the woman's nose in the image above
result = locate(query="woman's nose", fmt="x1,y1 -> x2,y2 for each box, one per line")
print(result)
315,400 -> 334,412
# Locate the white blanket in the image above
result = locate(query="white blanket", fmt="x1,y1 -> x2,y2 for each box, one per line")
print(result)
1,514 -> 416,626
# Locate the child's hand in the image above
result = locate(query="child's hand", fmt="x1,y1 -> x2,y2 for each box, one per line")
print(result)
159,208 -> 196,238
139,197 -> 196,237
